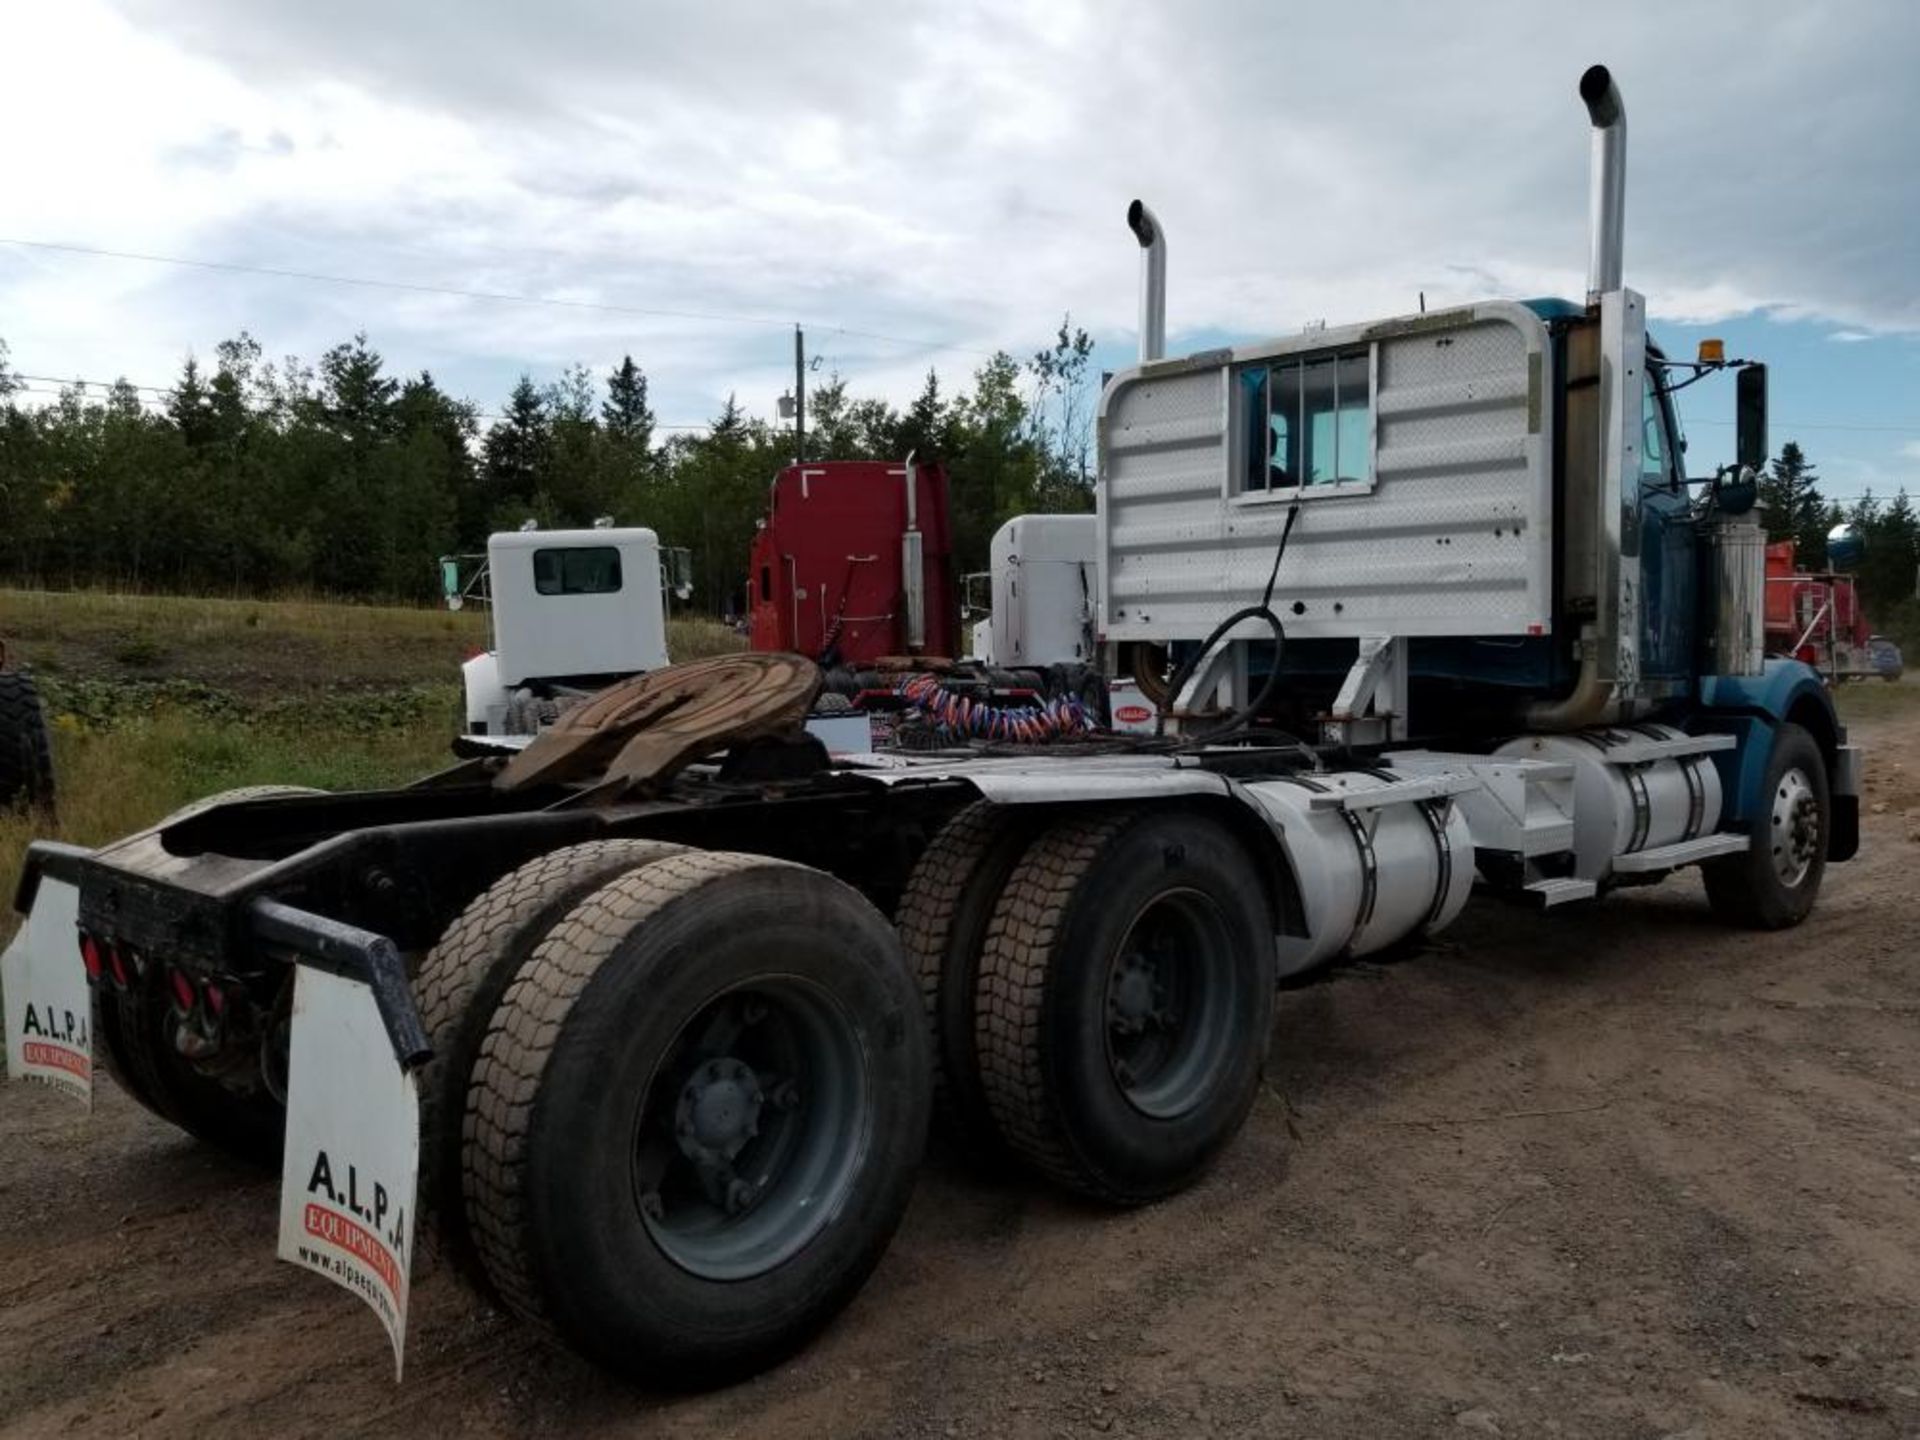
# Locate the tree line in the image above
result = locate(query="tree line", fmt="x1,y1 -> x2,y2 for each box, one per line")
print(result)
0,326 -> 1096,610
4,330 -> 1915,637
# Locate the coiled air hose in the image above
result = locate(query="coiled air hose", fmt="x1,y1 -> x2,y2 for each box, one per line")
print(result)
894,673 -> 1100,744
1158,501 -> 1301,740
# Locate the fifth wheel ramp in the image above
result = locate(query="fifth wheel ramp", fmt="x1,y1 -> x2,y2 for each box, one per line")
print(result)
494,652 -> 822,795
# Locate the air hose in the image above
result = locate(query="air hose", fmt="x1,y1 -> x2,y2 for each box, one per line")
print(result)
1158,501 -> 1301,740
894,673 -> 1100,744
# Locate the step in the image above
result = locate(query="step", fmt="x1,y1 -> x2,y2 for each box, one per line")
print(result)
1610,832 -> 1750,873
1588,731 -> 1735,766
1523,876 -> 1598,907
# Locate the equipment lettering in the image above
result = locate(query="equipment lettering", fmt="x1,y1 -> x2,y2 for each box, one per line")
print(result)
307,1149 -> 339,1204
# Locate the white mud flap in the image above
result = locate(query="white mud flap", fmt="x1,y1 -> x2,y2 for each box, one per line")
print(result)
276,963 -> 420,1380
1,878 -> 92,1106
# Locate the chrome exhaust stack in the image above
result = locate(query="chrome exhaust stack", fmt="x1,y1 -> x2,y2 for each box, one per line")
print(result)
1580,64 -> 1626,302
1127,199 -> 1166,362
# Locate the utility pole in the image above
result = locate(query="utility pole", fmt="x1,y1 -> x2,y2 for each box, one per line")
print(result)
793,325 -> 806,466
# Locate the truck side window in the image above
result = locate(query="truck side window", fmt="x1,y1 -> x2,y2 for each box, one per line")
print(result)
533,546 -> 623,596
1242,347 -> 1371,492
1641,372 -> 1671,486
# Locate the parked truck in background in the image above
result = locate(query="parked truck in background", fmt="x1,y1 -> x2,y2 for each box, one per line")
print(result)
1765,534 -> 1903,683
748,456 -> 958,664
449,525 -> 679,736
6,65 -> 1861,1390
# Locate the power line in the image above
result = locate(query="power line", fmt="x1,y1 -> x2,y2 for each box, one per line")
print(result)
0,236 -> 998,359
1685,417 -> 1920,435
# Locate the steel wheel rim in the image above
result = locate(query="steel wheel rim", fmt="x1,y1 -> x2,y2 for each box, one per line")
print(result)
630,977 -> 871,1281
1102,888 -> 1236,1120
1770,766 -> 1820,888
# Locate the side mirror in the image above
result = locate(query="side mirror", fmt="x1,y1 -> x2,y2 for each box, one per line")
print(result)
1736,363 -> 1767,473
439,557 -> 463,612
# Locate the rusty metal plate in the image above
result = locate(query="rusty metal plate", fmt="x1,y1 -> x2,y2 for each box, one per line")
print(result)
495,653 -> 822,794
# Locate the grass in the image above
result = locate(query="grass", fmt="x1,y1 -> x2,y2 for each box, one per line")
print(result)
0,587 -> 747,696
1831,671 -> 1917,725
0,587 -> 745,943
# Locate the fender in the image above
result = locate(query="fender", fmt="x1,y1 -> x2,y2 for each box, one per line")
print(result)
1694,658 -> 1858,860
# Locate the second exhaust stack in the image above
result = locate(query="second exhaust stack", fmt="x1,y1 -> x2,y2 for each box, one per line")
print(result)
1128,199 -> 1166,363
1581,64 -> 1627,302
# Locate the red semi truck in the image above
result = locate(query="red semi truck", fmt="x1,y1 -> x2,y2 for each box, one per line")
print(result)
748,457 -> 958,665
1763,541 -> 1900,682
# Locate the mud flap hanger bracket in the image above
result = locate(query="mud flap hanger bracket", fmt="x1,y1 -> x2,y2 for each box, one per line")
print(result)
249,898 -> 433,1072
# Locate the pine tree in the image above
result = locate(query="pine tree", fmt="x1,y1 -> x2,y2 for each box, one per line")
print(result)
1759,441 -> 1828,564
483,375 -> 552,517
602,356 -> 655,450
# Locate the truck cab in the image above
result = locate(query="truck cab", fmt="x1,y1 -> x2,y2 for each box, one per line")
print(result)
457,526 -> 670,735
1102,65 -> 1858,908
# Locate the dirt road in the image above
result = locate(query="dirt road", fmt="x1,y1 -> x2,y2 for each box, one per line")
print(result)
4,701 -> 1916,1439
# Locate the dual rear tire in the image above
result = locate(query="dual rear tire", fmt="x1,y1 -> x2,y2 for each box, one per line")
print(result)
899,804 -> 1277,1205
420,843 -> 928,1389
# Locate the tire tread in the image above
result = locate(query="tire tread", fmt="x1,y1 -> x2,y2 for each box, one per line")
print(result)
461,850 -> 774,1326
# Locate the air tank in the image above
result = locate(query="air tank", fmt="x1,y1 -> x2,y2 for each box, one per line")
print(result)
1495,723 -> 1723,882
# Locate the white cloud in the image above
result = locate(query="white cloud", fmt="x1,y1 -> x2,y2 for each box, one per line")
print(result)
1899,441 -> 1920,461
3,0 -> 1917,428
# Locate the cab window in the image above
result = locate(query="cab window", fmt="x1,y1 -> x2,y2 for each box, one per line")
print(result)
1241,348 -> 1371,492
533,546 -> 623,596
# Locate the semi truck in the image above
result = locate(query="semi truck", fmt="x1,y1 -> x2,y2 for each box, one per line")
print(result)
1764,536 -> 1902,682
4,66 -> 1860,1389
444,524 -> 680,736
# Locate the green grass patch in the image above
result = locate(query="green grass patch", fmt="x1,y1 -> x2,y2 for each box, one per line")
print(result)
2,708 -> 458,946
1832,671 -> 1918,725
1,588 -> 744,944
1,587 -> 742,695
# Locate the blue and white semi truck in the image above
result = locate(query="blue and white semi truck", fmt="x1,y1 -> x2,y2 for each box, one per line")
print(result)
6,64 -> 1859,1387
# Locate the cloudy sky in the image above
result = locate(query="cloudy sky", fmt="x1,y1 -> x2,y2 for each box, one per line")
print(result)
2,0 -> 1916,498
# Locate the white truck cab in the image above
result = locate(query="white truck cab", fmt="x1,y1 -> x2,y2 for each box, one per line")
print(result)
968,514 -> 1098,666
458,527 -> 669,735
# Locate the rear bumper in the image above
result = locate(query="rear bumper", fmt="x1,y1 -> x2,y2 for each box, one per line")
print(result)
15,839 -> 430,1072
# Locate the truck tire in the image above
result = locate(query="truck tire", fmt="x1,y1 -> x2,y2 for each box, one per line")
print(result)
973,808 -> 1275,1205
95,785 -> 323,1162
462,852 -> 929,1387
893,801 -> 1042,1154
1702,722 -> 1830,930
415,837 -> 687,1287
0,669 -> 55,813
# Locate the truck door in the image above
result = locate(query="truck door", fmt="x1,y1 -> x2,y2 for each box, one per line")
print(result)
1638,362 -> 1695,684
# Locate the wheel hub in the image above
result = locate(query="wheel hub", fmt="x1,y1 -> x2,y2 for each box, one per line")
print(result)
1108,952 -> 1162,1036
675,1057 -> 763,1166
1770,768 -> 1820,887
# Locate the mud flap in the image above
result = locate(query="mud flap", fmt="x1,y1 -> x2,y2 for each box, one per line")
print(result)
275,963 -> 421,1380
1,878 -> 91,1106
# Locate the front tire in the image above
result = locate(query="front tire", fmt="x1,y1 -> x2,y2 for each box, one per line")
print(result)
462,852 -> 929,1388
1703,722 -> 1830,929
